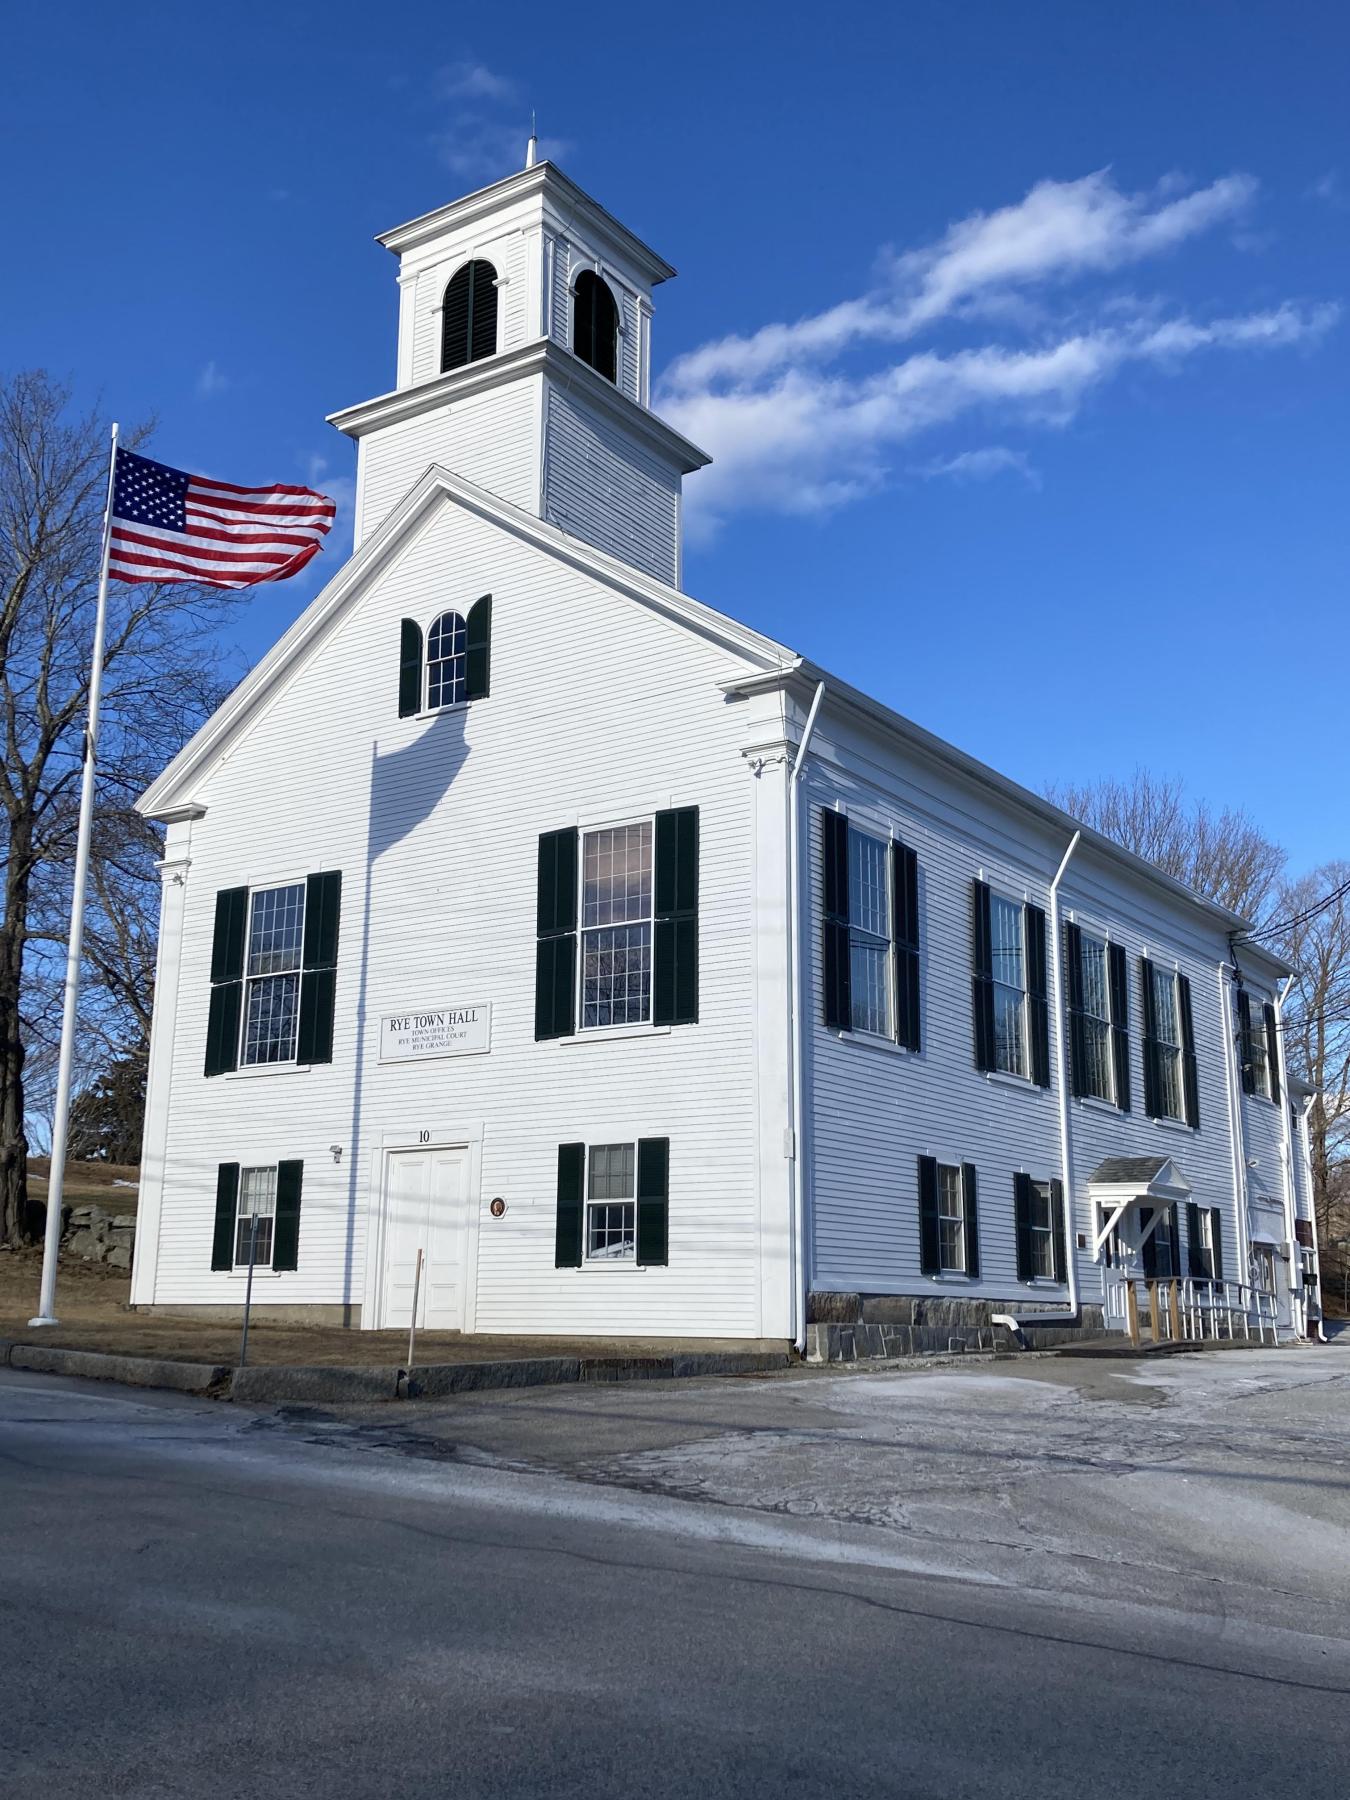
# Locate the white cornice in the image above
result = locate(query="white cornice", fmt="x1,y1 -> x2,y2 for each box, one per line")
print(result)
326,338 -> 711,474
138,467 -> 794,821
719,665 -> 1285,953
376,163 -> 677,285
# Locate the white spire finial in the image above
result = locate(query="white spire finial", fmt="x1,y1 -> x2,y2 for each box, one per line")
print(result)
525,112 -> 538,169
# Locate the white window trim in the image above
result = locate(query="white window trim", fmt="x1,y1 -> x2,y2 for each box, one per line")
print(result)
845,822 -> 894,1042
1075,927 -> 1118,1107
582,1140 -> 638,1266
987,888 -> 1031,1080
935,1162 -> 968,1276
1150,964 -> 1187,1124
1026,1178 -> 1058,1282
238,882 -> 306,1071
233,1165 -> 278,1272
425,609 -> 468,713
576,815 -> 656,1034
1245,992 -> 1274,1101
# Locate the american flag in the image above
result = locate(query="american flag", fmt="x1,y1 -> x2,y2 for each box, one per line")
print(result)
107,448 -> 336,588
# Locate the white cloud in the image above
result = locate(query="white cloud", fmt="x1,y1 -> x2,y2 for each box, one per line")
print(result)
439,60 -> 518,103
915,447 -> 1042,488
429,57 -> 570,184
663,171 -> 1258,395
668,304 -> 1337,539
195,360 -> 228,399
657,170 -> 1337,538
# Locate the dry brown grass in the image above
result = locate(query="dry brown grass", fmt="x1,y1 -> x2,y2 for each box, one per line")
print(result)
0,1249 -> 777,1368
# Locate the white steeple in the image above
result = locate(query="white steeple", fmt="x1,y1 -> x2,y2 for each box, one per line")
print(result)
328,161 -> 709,588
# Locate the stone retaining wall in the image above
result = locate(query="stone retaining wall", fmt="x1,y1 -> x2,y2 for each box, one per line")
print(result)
63,1205 -> 136,1270
804,1291 -> 1111,1363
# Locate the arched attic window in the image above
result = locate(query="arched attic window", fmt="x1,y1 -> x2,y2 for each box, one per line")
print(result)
573,270 -> 618,384
398,597 -> 492,717
440,260 -> 498,372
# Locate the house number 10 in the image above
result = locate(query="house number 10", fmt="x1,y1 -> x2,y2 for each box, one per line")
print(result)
419,1130 -> 430,1143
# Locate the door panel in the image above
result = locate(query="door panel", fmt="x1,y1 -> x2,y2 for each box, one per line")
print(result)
379,1147 -> 467,1331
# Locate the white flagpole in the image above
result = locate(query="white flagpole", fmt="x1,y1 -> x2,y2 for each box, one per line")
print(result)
30,422 -> 120,1327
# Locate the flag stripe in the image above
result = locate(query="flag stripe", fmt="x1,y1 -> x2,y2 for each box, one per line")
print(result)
109,448 -> 335,589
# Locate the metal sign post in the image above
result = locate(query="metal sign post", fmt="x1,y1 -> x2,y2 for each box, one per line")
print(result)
238,1214 -> 261,1368
406,1247 -> 424,1372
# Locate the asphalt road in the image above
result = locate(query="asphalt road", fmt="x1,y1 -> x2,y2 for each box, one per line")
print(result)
3,1357 -> 1348,1799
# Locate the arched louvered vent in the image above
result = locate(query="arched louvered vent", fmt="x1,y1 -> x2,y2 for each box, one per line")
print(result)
573,271 -> 618,384
440,260 -> 498,373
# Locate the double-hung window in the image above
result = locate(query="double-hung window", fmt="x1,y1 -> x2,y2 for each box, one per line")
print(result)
585,1142 -> 637,1261
1026,1179 -> 1057,1278
581,822 -> 653,1029
937,1165 -> 966,1273
990,894 -> 1028,1077
234,1165 -> 277,1268
1150,966 -> 1185,1121
426,610 -> 467,709
848,827 -> 892,1037
1078,931 -> 1113,1099
242,883 -> 306,1066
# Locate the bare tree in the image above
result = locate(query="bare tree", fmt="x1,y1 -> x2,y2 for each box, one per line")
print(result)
1263,863 -> 1350,1289
1045,769 -> 1286,921
0,370 -> 242,1244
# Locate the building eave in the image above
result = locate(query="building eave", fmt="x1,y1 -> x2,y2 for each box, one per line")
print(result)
376,162 -> 677,284
720,663 -> 1280,946
327,338 -> 711,474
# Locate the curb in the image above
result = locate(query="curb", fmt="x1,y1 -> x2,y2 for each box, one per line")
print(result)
5,1342 -> 230,1393
0,1341 -> 794,1404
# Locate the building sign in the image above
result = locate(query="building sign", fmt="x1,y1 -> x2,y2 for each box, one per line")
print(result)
379,1003 -> 491,1062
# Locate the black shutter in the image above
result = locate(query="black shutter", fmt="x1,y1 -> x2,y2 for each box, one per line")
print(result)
821,810 -> 851,1031
1187,1201 -> 1205,1277
1108,941 -> 1131,1112
917,1155 -> 940,1275
535,830 -> 578,1040
211,1162 -> 239,1271
891,840 -> 920,1051
468,261 -> 498,362
1139,958 -> 1161,1118
1178,975 -> 1200,1128
204,887 -> 248,1077
272,1160 -> 303,1272
465,594 -> 492,701
1140,1206 -> 1158,1279
441,265 -> 472,371
1027,904 -> 1050,1087
1209,1208 -> 1225,1282
653,807 -> 698,1026
972,879 -> 996,1071
1237,989 -> 1255,1094
1263,1002 -> 1281,1104
399,618 -> 423,718
1014,1172 -> 1035,1280
962,1161 -> 980,1279
636,1137 -> 669,1266
1167,1203 -> 1180,1279
1063,921 -> 1086,1097
1050,1178 -> 1067,1283
555,1142 -> 584,1268
297,871 -> 341,1065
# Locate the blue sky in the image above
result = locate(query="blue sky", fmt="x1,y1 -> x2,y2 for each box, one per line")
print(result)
4,1 -> 1346,874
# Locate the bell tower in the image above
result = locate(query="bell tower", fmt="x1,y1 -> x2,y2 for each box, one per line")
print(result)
328,151 -> 710,589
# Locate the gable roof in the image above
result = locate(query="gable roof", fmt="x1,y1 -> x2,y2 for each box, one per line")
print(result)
137,465 -> 798,821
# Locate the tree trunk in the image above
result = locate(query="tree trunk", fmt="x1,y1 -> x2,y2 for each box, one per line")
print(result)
0,818 -> 34,1246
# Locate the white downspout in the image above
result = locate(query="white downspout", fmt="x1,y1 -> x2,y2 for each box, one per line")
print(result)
993,829 -> 1080,1336
1220,964 -> 1252,1310
1274,973 -> 1302,1337
787,681 -> 827,1353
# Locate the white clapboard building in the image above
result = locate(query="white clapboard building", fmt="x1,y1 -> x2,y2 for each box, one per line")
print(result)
129,154 -> 1323,1350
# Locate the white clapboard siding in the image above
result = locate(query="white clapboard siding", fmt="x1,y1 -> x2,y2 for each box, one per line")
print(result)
149,494 -> 779,1338
802,709 -> 1250,1306
356,380 -> 540,546
543,387 -> 680,586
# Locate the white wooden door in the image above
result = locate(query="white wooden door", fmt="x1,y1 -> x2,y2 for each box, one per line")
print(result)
379,1146 -> 468,1332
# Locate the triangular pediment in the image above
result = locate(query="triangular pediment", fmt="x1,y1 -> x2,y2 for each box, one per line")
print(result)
138,464 -> 798,820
